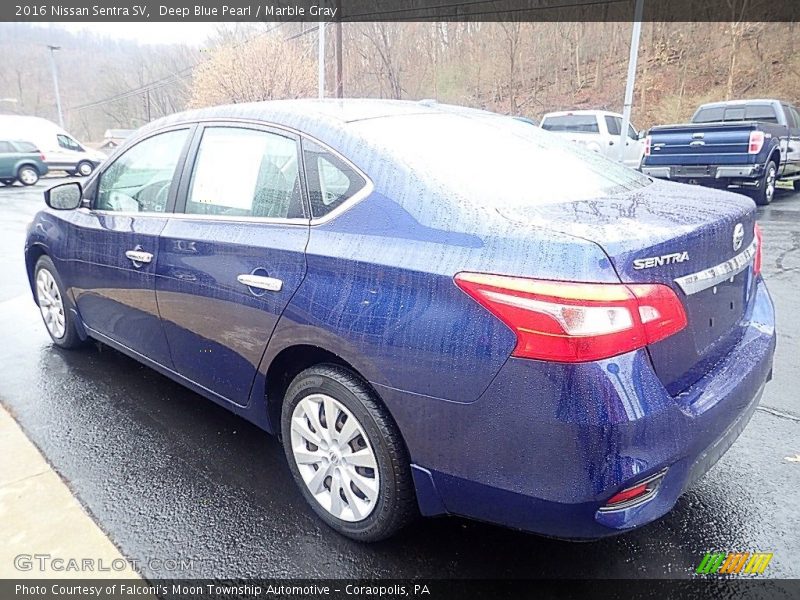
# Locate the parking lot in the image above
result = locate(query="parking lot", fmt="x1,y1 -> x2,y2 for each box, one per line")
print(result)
0,176 -> 798,579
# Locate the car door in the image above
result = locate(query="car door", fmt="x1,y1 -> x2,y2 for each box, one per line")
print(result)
624,122 -> 645,168
65,126 -> 194,366
156,123 -> 309,406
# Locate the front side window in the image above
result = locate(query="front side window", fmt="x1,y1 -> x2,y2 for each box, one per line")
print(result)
57,134 -> 83,151
96,129 -> 189,213
186,127 -> 302,219
303,140 -> 367,218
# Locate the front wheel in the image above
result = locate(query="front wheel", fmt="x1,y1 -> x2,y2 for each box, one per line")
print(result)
281,365 -> 416,542
17,165 -> 39,186
793,179 -> 800,193
751,161 -> 777,206
34,256 -> 84,349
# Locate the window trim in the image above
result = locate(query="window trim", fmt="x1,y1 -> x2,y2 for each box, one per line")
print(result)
300,137 -> 373,223
86,117 -> 374,225
88,124 -> 196,215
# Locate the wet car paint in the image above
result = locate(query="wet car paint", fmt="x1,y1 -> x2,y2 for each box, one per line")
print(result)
1,180 -> 799,577
21,102 -> 777,538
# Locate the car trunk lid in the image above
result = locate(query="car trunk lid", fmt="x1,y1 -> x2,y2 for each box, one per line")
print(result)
498,180 -> 758,395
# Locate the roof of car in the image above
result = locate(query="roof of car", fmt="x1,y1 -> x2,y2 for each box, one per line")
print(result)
697,99 -> 781,109
148,98 -> 459,129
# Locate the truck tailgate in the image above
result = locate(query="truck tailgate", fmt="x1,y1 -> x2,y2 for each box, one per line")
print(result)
647,122 -> 756,166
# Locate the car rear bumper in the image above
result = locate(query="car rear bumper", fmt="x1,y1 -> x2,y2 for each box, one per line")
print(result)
378,276 -> 776,538
643,164 -> 761,180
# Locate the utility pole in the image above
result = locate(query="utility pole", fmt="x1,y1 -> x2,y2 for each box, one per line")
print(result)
318,22 -> 326,99
619,0 -> 644,163
47,45 -> 64,128
334,20 -> 343,98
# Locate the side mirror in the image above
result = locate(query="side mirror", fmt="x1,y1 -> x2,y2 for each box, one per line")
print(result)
638,129 -> 647,140
45,182 -> 83,210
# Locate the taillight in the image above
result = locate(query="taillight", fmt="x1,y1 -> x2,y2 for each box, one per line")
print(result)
39,153 -> 46,161
748,130 -> 764,154
753,222 -> 763,276
644,135 -> 651,156
454,273 -> 688,363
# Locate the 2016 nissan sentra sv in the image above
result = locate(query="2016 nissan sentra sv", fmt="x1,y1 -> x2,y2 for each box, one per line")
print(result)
25,100 -> 775,542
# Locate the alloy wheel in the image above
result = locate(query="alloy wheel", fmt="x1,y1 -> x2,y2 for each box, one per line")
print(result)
36,268 -> 66,339
19,168 -> 38,185
765,165 -> 776,203
289,393 -> 380,522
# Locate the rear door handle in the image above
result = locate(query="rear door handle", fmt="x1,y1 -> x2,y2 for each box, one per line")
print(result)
237,274 -> 283,292
125,249 -> 153,265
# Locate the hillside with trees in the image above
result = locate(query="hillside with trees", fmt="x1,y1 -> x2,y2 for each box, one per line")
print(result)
1,21 -> 797,141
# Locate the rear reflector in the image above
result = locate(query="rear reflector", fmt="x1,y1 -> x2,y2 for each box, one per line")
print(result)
601,470 -> 667,511
454,273 -> 688,363
753,223 -> 763,276
748,131 -> 765,154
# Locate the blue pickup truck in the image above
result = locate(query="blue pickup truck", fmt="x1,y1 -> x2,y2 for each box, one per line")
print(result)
642,99 -> 800,205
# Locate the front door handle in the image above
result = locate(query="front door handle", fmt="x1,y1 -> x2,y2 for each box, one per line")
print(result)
125,249 -> 153,266
237,274 -> 283,292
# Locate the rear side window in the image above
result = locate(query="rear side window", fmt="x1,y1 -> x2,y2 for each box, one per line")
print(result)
97,129 -> 189,213
302,139 -> 367,218
186,127 -> 303,219
14,141 -> 38,152
541,115 -> 599,133
0,141 -> 13,153
604,116 -> 621,136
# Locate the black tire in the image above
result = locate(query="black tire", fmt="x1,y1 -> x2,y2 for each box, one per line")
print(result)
751,160 -> 777,206
17,165 -> 39,186
33,255 -> 84,349
793,180 -> 800,193
75,161 -> 94,177
281,364 -> 417,542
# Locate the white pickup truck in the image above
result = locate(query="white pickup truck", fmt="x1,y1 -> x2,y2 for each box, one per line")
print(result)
540,110 -> 646,169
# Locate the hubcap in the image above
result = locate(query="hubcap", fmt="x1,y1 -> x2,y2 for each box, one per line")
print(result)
766,167 -> 776,202
36,269 -> 66,339
290,394 -> 380,522
20,169 -> 37,185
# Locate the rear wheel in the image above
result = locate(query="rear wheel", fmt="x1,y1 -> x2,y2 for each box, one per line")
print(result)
76,161 -> 94,177
281,364 -> 416,541
751,161 -> 777,206
17,165 -> 39,186
793,180 -> 800,193
34,256 -> 83,349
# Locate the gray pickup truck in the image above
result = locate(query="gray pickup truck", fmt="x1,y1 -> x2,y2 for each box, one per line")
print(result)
642,99 -> 800,205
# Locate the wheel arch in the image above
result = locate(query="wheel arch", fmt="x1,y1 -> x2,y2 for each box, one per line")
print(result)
25,244 -> 49,298
16,161 -> 42,176
264,343 -> 401,445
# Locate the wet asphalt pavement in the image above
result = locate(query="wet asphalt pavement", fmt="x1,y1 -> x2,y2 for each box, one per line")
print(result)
1,177 -> 799,580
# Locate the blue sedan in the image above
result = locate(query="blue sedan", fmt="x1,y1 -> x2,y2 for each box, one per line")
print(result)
24,100 -> 775,541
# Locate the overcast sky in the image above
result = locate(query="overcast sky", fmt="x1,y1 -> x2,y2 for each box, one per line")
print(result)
33,22 -> 223,45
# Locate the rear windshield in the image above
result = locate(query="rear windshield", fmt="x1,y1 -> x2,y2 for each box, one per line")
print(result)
351,112 -> 650,207
540,115 -> 599,133
693,104 -> 779,123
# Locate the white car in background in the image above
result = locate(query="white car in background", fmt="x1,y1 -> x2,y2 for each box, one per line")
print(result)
540,110 -> 646,169
0,116 -> 106,177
